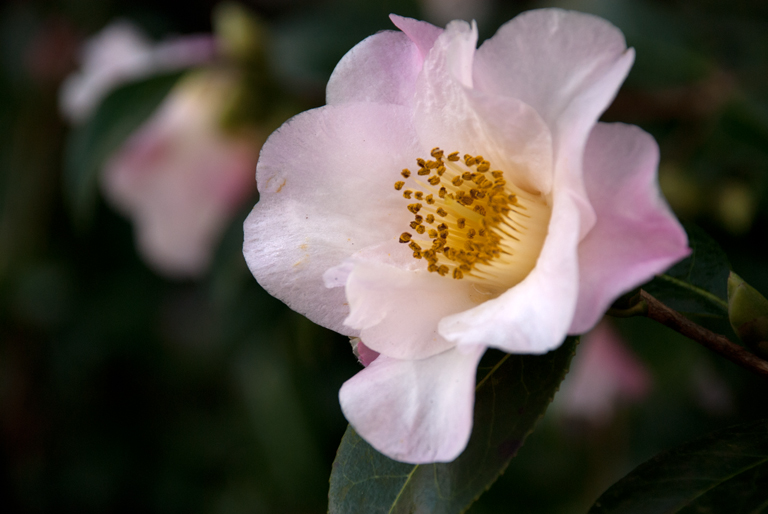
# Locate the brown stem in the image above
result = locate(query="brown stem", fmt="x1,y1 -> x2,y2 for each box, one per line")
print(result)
640,289 -> 768,378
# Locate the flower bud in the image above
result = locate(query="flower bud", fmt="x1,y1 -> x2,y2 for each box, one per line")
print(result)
213,2 -> 266,64
727,272 -> 768,357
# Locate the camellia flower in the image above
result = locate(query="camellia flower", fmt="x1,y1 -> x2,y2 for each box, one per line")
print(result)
104,71 -> 261,277
243,10 -> 689,463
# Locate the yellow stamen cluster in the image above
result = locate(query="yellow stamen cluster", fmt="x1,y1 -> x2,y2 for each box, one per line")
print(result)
395,147 -> 534,282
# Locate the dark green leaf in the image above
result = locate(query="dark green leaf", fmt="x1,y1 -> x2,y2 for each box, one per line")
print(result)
588,418 -> 768,514
62,72 -> 183,227
328,337 -> 578,514
644,224 -> 731,327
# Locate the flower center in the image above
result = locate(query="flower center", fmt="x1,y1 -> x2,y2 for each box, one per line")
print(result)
395,147 -> 551,294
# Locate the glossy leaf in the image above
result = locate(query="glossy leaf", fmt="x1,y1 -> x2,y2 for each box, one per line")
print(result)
328,338 -> 578,514
588,418 -> 768,514
63,72 -> 182,226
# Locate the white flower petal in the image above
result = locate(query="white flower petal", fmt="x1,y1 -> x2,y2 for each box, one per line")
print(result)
244,102 -> 420,335
412,20 -> 554,194
474,9 -> 635,235
334,241 -> 479,360
439,187 -> 581,354
339,344 -> 485,464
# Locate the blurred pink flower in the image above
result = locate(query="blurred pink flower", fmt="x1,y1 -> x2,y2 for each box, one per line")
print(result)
243,10 -> 689,463
557,321 -> 651,425
104,71 -> 260,278
60,21 -> 216,123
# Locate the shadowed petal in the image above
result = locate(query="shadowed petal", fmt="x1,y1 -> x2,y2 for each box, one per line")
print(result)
326,242 -> 479,360
439,186 -> 581,354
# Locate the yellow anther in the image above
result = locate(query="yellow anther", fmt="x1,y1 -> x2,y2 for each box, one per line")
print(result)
402,169 -> 411,178
396,148 -> 542,284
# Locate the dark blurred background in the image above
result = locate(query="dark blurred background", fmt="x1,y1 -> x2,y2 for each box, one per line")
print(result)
2,0 -> 768,513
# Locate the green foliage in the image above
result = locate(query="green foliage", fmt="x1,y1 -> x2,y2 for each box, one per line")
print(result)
328,338 -> 578,514
728,272 -> 768,357
588,418 -> 768,514
62,72 -> 182,227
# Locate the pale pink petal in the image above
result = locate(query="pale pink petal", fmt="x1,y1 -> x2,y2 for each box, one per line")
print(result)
389,15 -> 443,60
354,339 -> 380,367
339,344 -> 485,463
243,102 -> 422,336
326,30 -> 422,106
439,187 -> 581,354
412,20 -> 554,194
103,72 -> 258,278
474,9 -> 635,235
328,242 -> 478,360
569,123 -> 689,334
